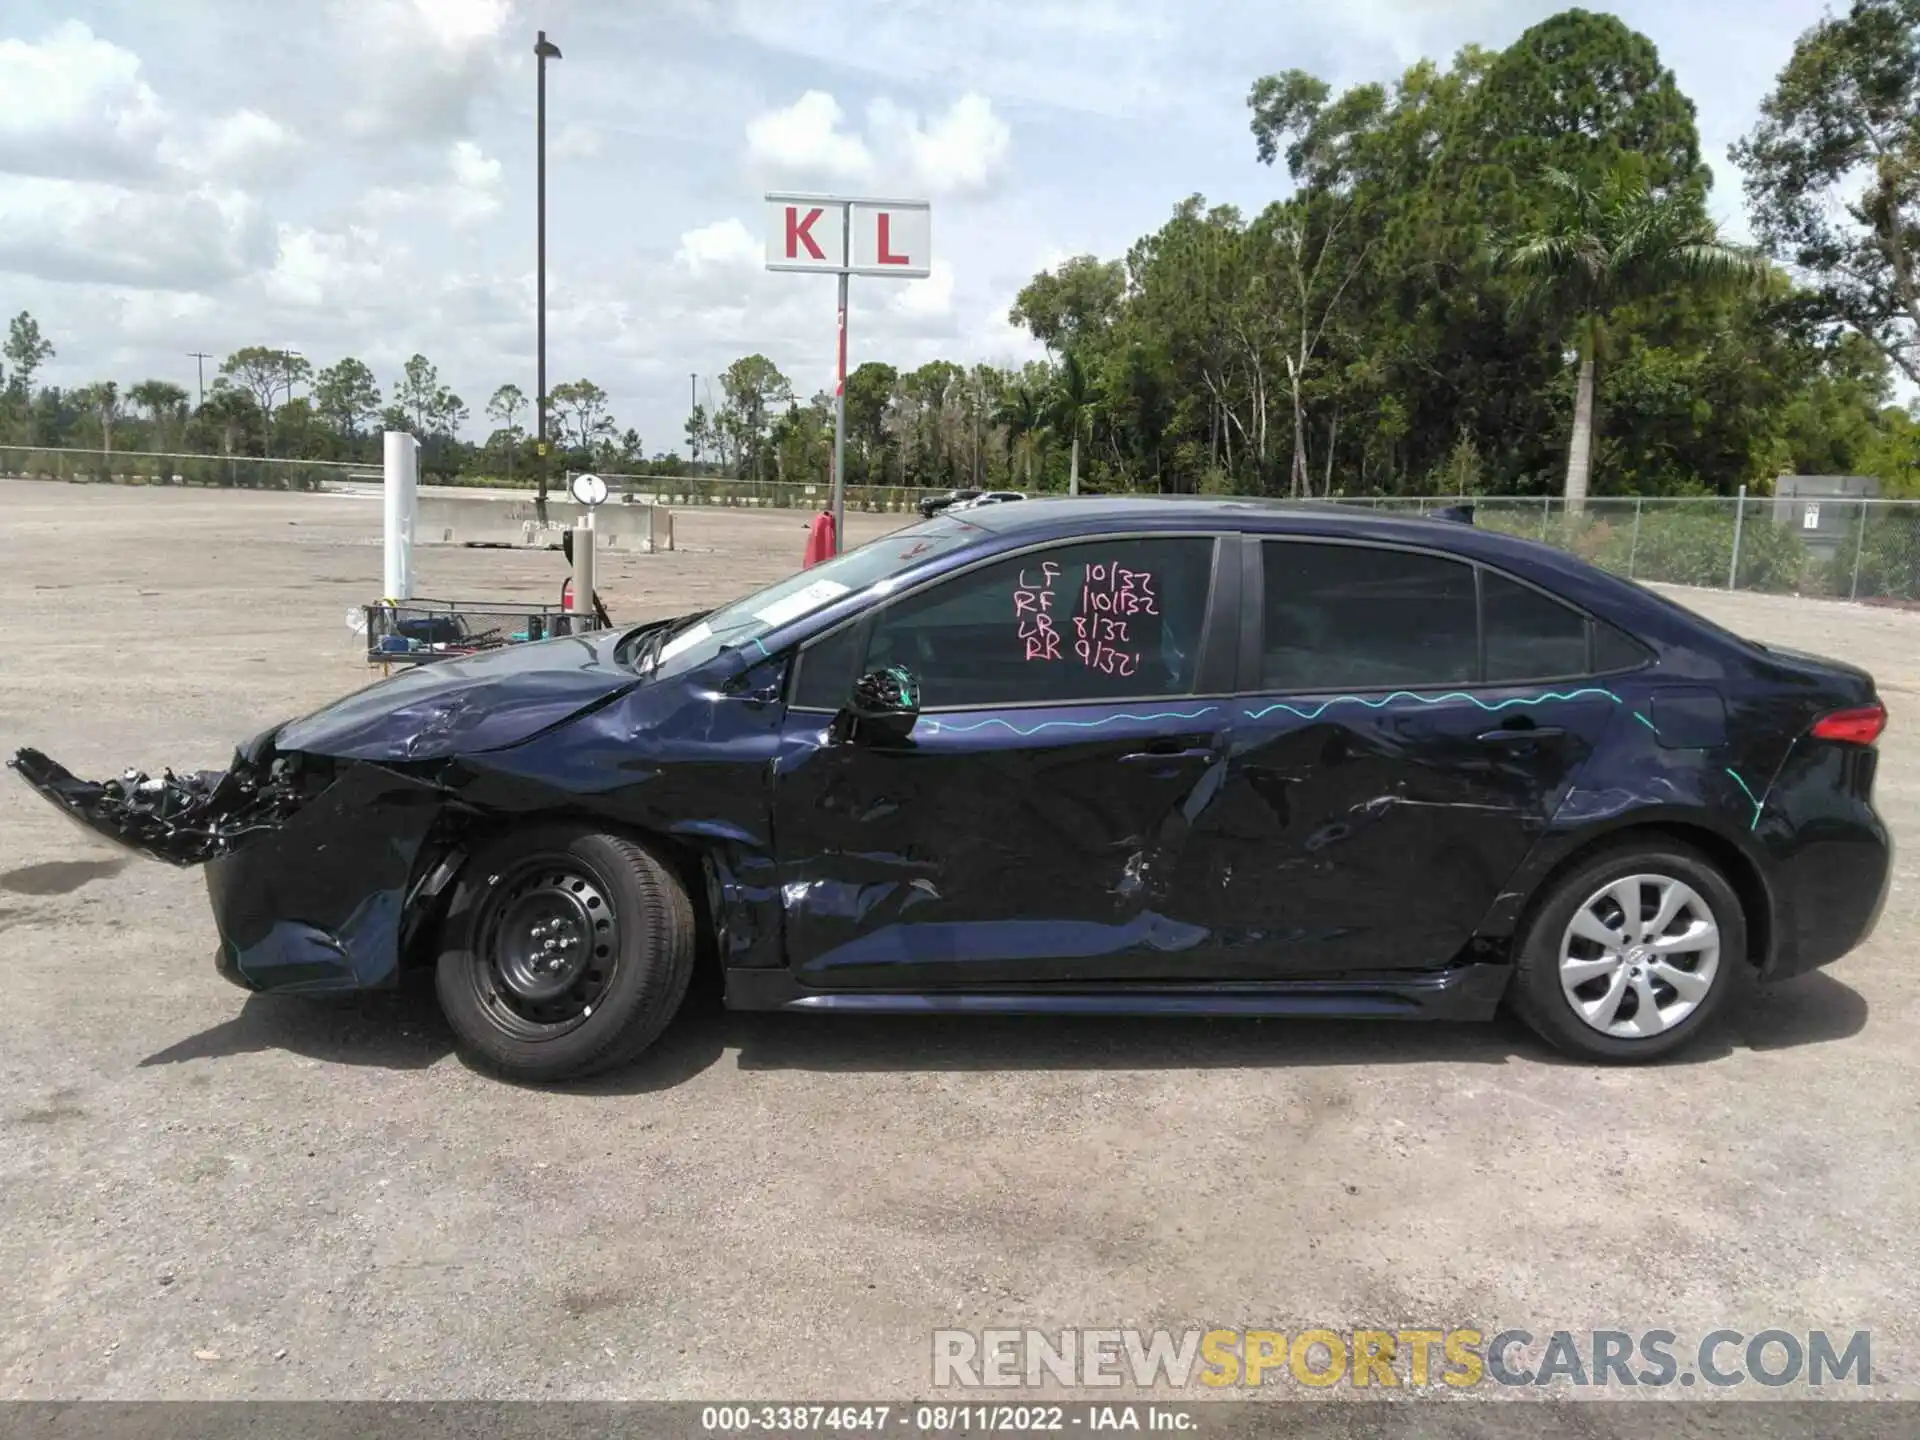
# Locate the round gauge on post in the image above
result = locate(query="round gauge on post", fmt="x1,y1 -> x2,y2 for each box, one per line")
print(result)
569,472 -> 608,508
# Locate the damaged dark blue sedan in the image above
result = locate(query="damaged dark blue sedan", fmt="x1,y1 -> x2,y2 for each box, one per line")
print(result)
10,498 -> 1893,1080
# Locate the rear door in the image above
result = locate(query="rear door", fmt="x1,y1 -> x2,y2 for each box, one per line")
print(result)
771,532 -> 1242,989
1207,537 -> 1624,977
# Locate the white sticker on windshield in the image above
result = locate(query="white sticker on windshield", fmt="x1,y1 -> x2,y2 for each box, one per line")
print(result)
657,621 -> 713,664
752,578 -> 851,629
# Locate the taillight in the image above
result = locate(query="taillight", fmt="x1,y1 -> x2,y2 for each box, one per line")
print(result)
1811,704 -> 1887,746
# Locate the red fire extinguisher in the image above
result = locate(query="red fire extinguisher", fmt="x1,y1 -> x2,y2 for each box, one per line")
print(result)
802,509 -> 837,568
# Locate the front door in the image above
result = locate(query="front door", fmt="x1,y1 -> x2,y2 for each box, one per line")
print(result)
1203,538 -> 1619,977
772,533 -> 1239,989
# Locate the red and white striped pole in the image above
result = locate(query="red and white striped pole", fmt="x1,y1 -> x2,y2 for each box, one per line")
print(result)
830,204 -> 850,557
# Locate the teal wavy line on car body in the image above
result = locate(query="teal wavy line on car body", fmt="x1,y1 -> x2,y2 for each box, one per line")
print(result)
1725,767 -> 1764,831
924,707 -> 1222,737
1240,686 -> 1625,723
923,686 -> 1630,739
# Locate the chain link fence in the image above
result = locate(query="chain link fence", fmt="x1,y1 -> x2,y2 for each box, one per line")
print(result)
583,471 -> 941,513
7,444 -> 1915,603
0,445 -> 363,492
1339,494 -> 1920,604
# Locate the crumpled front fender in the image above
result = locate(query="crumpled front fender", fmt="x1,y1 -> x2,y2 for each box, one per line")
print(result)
205,761 -> 453,993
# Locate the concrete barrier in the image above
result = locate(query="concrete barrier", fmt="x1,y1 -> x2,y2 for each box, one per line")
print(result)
413,495 -> 673,552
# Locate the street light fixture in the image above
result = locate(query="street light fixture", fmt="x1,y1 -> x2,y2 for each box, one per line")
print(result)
535,29 -> 562,519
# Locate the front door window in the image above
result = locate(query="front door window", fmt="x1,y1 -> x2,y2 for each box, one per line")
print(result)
838,536 -> 1218,709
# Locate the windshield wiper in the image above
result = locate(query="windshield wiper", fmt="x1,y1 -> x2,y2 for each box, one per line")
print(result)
629,611 -> 711,675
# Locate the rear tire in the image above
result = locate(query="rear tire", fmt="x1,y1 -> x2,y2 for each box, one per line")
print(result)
1512,838 -> 1746,1063
435,824 -> 695,1082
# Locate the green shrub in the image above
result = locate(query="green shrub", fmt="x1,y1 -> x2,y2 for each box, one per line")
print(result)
1590,509 -> 1807,592
1821,512 -> 1920,601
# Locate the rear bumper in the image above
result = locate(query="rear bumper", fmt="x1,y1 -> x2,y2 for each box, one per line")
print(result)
1756,742 -> 1894,981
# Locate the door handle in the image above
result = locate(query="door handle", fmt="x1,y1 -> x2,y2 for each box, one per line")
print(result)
1476,723 -> 1566,743
1120,736 -> 1215,763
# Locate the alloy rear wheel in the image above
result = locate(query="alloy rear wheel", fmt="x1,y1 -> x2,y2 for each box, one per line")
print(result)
1513,839 -> 1745,1063
1557,873 -> 1722,1040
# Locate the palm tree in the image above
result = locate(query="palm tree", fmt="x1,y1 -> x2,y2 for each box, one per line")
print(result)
1493,163 -> 1766,509
129,379 -> 189,450
993,382 -> 1045,487
1048,351 -> 1102,496
76,381 -> 122,457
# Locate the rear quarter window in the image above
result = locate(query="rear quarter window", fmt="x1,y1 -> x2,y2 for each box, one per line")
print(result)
1482,570 -> 1588,681
1592,619 -> 1654,674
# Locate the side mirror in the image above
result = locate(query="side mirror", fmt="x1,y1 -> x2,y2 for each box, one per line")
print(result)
834,666 -> 921,745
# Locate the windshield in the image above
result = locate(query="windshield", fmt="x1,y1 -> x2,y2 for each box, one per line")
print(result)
643,513 -> 983,677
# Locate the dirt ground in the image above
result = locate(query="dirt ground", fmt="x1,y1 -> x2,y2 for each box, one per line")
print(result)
0,478 -> 1915,1405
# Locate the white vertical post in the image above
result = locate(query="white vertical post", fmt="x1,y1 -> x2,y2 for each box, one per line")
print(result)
1850,498 -> 1868,601
569,517 -> 595,618
382,430 -> 418,601
1727,484 -> 1747,591
1628,496 -> 1643,579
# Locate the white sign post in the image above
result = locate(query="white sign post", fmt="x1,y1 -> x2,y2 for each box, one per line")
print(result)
766,192 -> 932,554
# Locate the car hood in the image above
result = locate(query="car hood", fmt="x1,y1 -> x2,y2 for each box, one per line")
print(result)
275,626 -> 646,762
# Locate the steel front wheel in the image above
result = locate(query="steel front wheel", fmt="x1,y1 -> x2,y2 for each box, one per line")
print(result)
1513,840 -> 1746,1063
435,825 -> 695,1081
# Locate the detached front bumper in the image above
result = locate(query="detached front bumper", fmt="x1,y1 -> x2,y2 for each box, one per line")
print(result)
8,738 -> 304,866
11,743 -> 454,995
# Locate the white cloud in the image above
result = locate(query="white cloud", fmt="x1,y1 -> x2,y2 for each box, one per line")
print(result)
552,123 -> 603,161
891,258 -> 957,321
446,140 -> 504,224
262,223 -> 393,310
697,0 -> 1179,119
362,140 -> 504,229
675,218 -> 761,273
748,89 -> 1013,197
334,0 -> 516,145
0,22 -> 303,194
744,90 -> 874,181
192,109 -> 301,186
0,21 -> 171,183
409,0 -> 515,49
869,94 -> 1012,195
0,175 -> 271,290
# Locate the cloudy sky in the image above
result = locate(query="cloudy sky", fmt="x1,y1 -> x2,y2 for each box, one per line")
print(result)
0,0 -> 1826,454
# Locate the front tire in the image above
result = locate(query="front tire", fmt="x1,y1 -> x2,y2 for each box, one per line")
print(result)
435,824 -> 695,1081
1512,838 -> 1745,1063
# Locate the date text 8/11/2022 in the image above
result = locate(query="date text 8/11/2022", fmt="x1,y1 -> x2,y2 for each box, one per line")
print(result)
700,1406 -> 1197,1432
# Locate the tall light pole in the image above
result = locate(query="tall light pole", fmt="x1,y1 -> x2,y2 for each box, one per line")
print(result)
534,29 -> 562,518
186,352 -> 210,409
689,372 -> 698,468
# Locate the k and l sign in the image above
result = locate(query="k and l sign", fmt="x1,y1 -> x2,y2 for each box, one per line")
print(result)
764,194 -> 933,277
764,192 -> 933,561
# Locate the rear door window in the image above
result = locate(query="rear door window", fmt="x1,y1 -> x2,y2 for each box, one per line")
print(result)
1259,542 -> 1477,690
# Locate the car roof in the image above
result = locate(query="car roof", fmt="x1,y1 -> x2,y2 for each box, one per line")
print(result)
935,495 -> 1738,656
952,494 -> 1498,549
